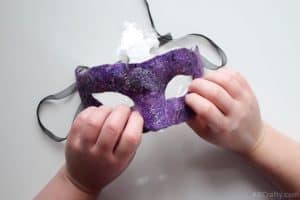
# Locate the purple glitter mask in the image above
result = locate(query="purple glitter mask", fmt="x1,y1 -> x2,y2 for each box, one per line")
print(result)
76,47 -> 203,132
36,0 -> 227,142
37,43 -> 225,142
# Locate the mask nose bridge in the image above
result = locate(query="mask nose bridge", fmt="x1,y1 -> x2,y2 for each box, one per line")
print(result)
131,91 -> 168,131
76,48 -> 202,132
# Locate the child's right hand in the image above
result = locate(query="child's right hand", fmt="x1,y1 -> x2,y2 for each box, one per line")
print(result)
64,105 -> 143,194
185,68 -> 264,154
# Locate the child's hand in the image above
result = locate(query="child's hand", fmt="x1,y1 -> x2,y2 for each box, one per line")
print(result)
64,105 -> 143,194
185,68 -> 263,154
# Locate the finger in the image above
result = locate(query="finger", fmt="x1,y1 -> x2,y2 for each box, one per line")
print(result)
220,68 -> 252,90
96,105 -> 131,153
80,106 -> 112,145
68,106 -> 97,143
187,116 -> 215,142
115,111 -> 143,160
74,106 -> 111,146
185,93 -> 227,132
204,69 -> 243,99
188,78 -> 234,114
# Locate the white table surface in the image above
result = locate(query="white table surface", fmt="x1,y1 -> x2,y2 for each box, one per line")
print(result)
1,0 -> 300,199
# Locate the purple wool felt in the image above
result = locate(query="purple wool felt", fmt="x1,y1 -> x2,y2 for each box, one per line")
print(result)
75,47 -> 203,132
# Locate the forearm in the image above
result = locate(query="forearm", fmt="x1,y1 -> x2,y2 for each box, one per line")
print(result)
34,166 -> 98,200
247,122 -> 300,191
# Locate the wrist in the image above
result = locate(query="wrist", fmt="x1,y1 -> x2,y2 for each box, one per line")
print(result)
244,121 -> 268,158
59,166 -> 99,200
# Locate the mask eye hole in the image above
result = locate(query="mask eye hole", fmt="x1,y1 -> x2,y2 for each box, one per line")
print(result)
92,92 -> 134,108
165,75 -> 192,99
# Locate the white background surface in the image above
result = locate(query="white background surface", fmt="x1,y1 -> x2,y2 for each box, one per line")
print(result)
1,0 -> 300,199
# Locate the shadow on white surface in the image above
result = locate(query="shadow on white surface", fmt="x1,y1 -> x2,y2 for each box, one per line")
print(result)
100,124 -> 274,200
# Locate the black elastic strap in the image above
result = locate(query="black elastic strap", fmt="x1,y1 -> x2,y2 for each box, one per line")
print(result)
36,66 -> 88,142
143,0 -> 227,70
189,33 -> 227,70
36,82 -> 83,142
144,0 -> 173,46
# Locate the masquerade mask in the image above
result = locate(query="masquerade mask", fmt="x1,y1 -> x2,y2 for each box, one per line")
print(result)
37,0 -> 227,142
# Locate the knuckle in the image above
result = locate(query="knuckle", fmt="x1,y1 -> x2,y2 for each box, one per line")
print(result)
125,133 -> 140,147
67,138 -> 81,153
76,112 -> 88,123
101,153 -> 115,165
218,120 -> 230,133
210,87 -> 222,101
76,106 -> 97,121
226,69 -> 240,83
105,122 -> 120,135
203,103 -> 214,116
218,73 -> 232,86
81,132 -> 95,144
85,116 -> 99,129
99,141 -> 110,152
225,72 -> 234,83
227,120 -> 238,134
106,155 -> 116,164
228,68 -> 239,77
111,158 -> 124,171
105,155 -> 124,170
239,109 -> 249,122
218,124 -> 227,133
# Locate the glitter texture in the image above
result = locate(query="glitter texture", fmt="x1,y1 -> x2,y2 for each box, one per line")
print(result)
75,48 -> 203,132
